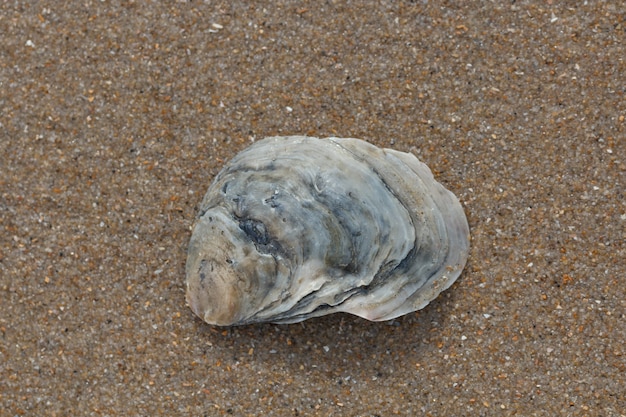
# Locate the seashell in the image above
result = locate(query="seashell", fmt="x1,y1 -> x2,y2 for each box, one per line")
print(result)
186,136 -> 469,326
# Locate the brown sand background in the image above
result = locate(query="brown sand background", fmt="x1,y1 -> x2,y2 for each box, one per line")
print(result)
1,1 -> 624,416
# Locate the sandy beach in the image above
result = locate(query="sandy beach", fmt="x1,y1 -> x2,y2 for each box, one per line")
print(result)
1,1 -> 624,415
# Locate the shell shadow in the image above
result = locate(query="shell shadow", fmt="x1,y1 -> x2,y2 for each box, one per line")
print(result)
191,287 -> 460,382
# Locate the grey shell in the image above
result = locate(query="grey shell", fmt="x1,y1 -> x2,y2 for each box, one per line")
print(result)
186,136 -> 470,326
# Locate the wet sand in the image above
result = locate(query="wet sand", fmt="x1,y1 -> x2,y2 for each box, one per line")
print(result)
1,1 -> 624,415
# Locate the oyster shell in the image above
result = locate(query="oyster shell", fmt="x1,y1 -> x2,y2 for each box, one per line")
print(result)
186,136 -> 469,326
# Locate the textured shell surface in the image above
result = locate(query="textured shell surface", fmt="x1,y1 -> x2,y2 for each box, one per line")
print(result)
186,136 -> 470,326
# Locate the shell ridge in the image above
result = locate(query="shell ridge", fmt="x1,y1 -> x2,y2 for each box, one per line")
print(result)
320,138 -> 462,321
